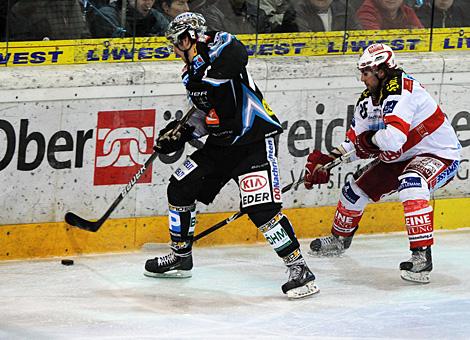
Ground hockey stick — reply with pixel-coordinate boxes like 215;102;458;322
193;149;355;241
65;107;197;232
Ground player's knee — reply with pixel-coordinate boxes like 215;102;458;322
248;209;279;227
167;178;197;206
339;180;370;211
398;172;430;203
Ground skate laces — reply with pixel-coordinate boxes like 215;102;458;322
157;252;177;266
322;235;342;249
411;250;426;265
403;249;429;271
322;235;336;245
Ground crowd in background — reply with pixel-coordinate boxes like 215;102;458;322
0;0;469;42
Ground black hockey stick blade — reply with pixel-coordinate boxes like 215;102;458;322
64;211;104;232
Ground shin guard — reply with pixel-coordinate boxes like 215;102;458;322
168;203;196;254
403;199;434;249
332;201;363;237
257;212;300;258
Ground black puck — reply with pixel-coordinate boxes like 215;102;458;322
61;259;74;266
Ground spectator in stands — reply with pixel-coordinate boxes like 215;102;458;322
0;1;8;41
349;0;366;11
203;0;272;34
282;0;361;32
155;0;190;20
9;0;91;41
249;0;290;31
81;0;109;8
356;0;424;29
189;0;217;13
89;0;169;38
415;0;470;28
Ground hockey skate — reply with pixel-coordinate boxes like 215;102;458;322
281;262;319;299
144;250;193;278
400;247;433;284
309;233;354;257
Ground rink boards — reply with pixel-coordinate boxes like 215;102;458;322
1;198;468;260
0;52;469;259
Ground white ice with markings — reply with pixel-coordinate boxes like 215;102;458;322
1;230;469;339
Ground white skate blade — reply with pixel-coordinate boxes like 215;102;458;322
400;270;430;284
144;269;192;278
286;281;320;299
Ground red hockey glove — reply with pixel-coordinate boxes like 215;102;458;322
304;150;335;189
354;131;380;159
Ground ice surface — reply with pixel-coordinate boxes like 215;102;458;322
1;230;469;339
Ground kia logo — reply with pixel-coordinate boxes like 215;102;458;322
241;175;267;192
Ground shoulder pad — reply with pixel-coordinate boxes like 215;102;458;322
356;89;371;105
380;74;403;101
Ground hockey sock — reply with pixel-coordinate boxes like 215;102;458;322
403;199;434;249
332;201;363;237
257;212;301;258
168;203;196;254
282;248;305;266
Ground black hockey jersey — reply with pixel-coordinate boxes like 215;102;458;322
183;31;283;146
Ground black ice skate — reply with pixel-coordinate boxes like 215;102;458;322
144;251;193;278
309;232;354;257
399;247;433;284
281;262;319;299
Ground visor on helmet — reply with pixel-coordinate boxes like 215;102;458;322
166;12;206;46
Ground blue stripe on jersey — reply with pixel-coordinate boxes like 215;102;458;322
403;72;417;81
201;77;230;87
232;83;281;144
368;121;385;131
182;72;189;87
208;32;233;62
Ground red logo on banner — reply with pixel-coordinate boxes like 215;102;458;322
94;109;156;186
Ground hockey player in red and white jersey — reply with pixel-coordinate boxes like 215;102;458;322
304;43;461;283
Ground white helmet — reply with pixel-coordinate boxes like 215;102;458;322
166;12;206;46
357;43;397;70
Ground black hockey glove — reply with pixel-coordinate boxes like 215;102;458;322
154;120;195;155
354;131;380;159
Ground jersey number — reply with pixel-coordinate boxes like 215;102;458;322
359;102;368;119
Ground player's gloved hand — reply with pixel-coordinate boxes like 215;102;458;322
154;120;195;155
354;131;380;159
304;150;335;189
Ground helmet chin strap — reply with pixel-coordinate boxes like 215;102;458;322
179;39;197;66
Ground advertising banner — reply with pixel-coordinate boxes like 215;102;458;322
0;54;469;226
1;28;470;67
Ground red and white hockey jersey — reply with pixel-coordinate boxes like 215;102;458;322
342;71;461;163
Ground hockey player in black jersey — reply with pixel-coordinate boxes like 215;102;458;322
144;12;318;299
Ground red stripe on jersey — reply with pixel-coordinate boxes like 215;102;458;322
402;106;445;153
346;128;356;142
403;78;413;93
384;114;410;136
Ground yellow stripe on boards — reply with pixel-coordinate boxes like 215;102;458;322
0;198;468;260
